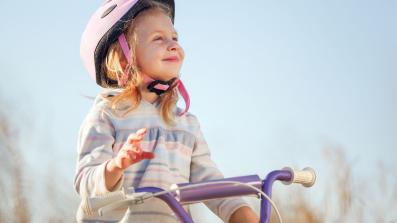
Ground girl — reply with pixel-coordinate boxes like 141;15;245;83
75;0;259;222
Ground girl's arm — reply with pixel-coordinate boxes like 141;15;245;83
189;116;257;223
74;105;118;197
105;159;124;191
75;99;154;196
104;128;154;191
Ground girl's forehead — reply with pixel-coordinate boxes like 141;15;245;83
140;25;177;36
135;11;176;36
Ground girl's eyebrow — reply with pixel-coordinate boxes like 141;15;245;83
151;29;178;36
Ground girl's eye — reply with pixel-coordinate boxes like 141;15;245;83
153;36;179;42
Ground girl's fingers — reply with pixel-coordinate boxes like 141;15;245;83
124;144;142;153
127;151;138;162
118;128;150;168
136;128;147;135
129;134;142;144
129;128;147;140
130;139;143;149
126;150;154;163
128;128;147;146
141;152;155;160
119;148;129;158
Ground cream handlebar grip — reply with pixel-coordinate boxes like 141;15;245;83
81;190;126;216
282;167;316;187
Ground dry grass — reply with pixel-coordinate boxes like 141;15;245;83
264;146;397;223
0;108;29;223
0;96;395;222
0;99;76;223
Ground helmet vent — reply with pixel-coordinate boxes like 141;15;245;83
101;4;117;18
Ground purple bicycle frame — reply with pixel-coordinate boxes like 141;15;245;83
136;170;292;223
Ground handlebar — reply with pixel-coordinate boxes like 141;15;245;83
282;167;316;187
81;167;317;223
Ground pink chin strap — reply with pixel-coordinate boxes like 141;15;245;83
117;34;190;116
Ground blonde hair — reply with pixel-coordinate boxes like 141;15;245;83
101;1;178;126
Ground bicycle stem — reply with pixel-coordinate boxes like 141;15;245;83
260;170;292;223
134;187;194;223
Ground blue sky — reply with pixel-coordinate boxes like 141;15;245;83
1;0;396;222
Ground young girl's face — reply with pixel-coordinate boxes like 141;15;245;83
134;9;184;82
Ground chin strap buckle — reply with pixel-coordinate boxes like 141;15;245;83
146;77;178;96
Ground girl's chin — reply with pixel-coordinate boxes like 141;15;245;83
146;73;179;81
158;70;180;79
163;74;179;81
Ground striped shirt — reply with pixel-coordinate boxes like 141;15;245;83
74;89;250;222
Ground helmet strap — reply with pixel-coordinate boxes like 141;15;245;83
117;34;131;87
146;77;178;96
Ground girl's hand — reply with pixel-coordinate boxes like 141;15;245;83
113;128;155;170
229;206;259;223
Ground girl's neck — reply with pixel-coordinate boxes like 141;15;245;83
140;86;159;104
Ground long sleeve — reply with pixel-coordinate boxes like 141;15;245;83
189;119;251;223
73;101;124;198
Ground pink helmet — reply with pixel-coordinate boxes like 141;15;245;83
80;0;190;115
80;0;174;87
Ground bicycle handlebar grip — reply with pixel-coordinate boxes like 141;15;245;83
282;167;316;187
81;189;126;216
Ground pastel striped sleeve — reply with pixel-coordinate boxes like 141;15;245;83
73;100;124;197
189;117;251;222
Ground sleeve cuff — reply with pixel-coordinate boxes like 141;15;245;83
219;198;252;223
97;160;124;195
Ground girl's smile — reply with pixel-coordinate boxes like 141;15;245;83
162;56;179;62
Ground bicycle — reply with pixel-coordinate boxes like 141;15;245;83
82;167;316;223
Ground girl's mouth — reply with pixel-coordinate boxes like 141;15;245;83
163;56;179;62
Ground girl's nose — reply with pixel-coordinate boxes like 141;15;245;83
167;40;181;51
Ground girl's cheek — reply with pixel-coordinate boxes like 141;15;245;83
179;47;185;59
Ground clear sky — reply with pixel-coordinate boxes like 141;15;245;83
0;0;396;222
